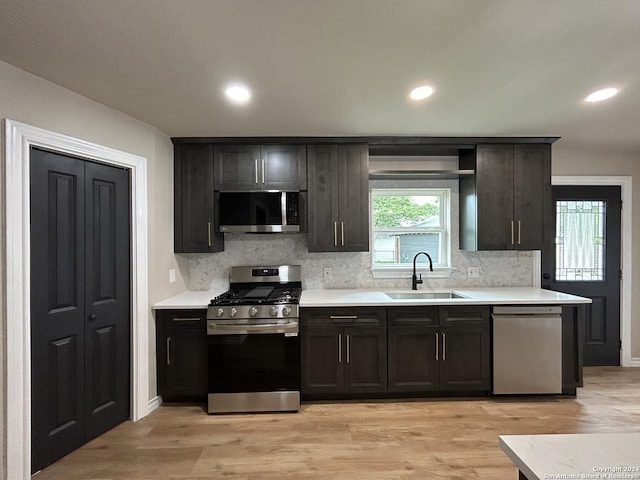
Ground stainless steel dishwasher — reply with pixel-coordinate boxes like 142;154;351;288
492;306;563;394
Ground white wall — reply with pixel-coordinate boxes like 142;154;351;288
0;60;187;475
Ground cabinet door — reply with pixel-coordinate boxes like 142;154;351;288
337;144;370;252
343;326;387;393
301;326;343;394
475;144;514;250
307;145;340;252
438;325;490;392
174;144;223;253
513;144;551;250
157;310;207;399
262;145;307;190
388;326;439;392
214;144;261;191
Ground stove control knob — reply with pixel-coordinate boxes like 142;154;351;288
230;307;238;317
249;306;258;317
216;308;224;318
269;306;279;317
282;306;292;317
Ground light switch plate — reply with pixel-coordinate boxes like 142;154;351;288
169;269;176;283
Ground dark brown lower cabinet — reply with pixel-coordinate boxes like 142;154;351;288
302;306;490;399
156;309;207;400
388;306;491;394
301;308;387;396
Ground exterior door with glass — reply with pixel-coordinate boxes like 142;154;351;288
542;186;621;366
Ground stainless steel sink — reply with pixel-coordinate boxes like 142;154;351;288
384;291;464;300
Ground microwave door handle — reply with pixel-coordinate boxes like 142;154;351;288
281;192;287;225
255;159;259;184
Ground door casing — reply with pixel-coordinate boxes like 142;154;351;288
3;119;150;480
545;176;634;367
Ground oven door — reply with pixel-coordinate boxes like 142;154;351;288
206;321;300;412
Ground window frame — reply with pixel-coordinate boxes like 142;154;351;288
370;188;452;278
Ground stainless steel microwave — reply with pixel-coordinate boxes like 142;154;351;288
218;192;301;233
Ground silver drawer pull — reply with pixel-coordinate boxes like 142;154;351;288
166;337;171;366
172;317;201;322
435;332;438;361
329;315;358;319
338;333;342;363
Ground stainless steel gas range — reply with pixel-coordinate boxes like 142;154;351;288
206;265;301;414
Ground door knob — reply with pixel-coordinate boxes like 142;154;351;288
89;313;96;320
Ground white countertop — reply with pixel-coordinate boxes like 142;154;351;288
152;287;590;309
300;287;590;307
499;433;640;479
152;290;224;309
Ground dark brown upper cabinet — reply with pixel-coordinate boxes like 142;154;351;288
307;144;369;252
214;144;306;191
174;143;224;253
459;144;552;251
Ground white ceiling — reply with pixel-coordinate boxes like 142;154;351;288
1;1;639;154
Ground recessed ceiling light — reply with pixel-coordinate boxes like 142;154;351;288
225;84;252;103
584;87;619;103
409;85;435;101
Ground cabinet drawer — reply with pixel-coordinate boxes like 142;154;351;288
301;307;386;327
439;306;489;325
387;306;438;326
164;309;206;328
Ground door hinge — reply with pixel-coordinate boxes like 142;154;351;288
619;269;623;281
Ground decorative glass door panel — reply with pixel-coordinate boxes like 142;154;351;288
555;200;605;282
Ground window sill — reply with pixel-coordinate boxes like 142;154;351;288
371;266;453;279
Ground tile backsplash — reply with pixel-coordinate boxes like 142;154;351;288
186;234;534;291
185;179;536;291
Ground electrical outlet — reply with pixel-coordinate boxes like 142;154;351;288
323;267;331;280
169;269;176;283
467;267;480;278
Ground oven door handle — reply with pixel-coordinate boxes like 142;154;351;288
207;323;299;335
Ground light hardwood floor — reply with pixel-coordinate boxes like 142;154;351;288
34;367;640;480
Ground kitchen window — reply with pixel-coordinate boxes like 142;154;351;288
371;188;451;277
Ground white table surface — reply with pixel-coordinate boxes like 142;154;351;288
499;433;640;480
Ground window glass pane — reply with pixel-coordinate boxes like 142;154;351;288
555;200;605;281
373;232;442;265
372;195;440;228
371;189;449;269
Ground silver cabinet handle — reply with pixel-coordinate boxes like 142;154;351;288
341;221;345;246
511;220;515;245
329;315;358;320
172;317;201;322
442;332;446;361
255;159;259;184
262;158;265;184
346;334;350;364
166;337;171;366
517;220;521;245
207;221;212;247
333;222;338;246
435;332;439;361
338;333;342;363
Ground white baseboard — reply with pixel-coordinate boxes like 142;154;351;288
146;395;162;415
623;358;640;368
